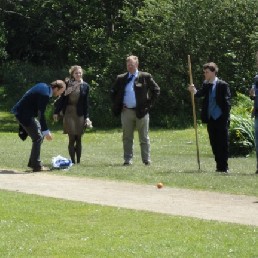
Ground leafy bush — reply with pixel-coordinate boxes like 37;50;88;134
1;61;67;110
229;93;255;157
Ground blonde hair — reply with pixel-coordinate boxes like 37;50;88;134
69;65;83;78
126;55;139;65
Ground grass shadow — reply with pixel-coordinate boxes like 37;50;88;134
0;170;25;174
181;169;207;174
234;173;257;177
79;162;126;168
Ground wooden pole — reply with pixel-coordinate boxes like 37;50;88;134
188;55;201;170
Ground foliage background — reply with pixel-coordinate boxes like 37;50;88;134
0;0;257;131
229;93;255;156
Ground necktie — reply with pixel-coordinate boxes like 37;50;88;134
205;83;213;91
208;84;221;119
127;74;134;84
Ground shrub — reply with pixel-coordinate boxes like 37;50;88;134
1;61;67;110
229;93;255;157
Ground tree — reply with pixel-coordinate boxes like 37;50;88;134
1;0;257;128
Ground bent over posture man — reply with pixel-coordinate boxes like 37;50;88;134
188;62;231;173
11;80;66;172
111;55;160;166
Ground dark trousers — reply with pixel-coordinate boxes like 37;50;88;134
21;118;43;169
207;116;229;171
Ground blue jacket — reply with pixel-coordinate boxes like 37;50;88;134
11;83;52;131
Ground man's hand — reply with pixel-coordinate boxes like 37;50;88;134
250;86;255;97
45;132;53;141
188;84;196;94
53;114;59;122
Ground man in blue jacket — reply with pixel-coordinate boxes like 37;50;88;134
11;80;66;172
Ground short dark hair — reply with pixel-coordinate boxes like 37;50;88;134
203;62;218;74
50;80;66;89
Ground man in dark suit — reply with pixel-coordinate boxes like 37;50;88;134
111;55;160;166
249;74;258;174
11;80;66;172
188;62;231;173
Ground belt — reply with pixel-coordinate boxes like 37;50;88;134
123;105;136;110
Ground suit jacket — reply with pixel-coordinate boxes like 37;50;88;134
195;79;231;123
54;82;90;119
11;83;51;131
250;81;258;117
111;71;160;119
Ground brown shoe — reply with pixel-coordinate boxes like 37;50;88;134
32;166;49;172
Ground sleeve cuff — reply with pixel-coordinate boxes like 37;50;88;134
42;130;50;136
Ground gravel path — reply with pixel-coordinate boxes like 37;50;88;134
1;170;258;226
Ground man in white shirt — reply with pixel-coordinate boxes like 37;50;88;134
111;55;160;166
188;62;231;173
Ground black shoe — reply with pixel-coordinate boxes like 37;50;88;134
255;170;258;174
32;166;49;172
144;161;151;166
123;161;132;166
216;169;229;174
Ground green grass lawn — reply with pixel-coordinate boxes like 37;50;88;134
0;111;258;257
1;125;258;197
0;190;257;257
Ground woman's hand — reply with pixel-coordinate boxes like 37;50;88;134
85;118;93;128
